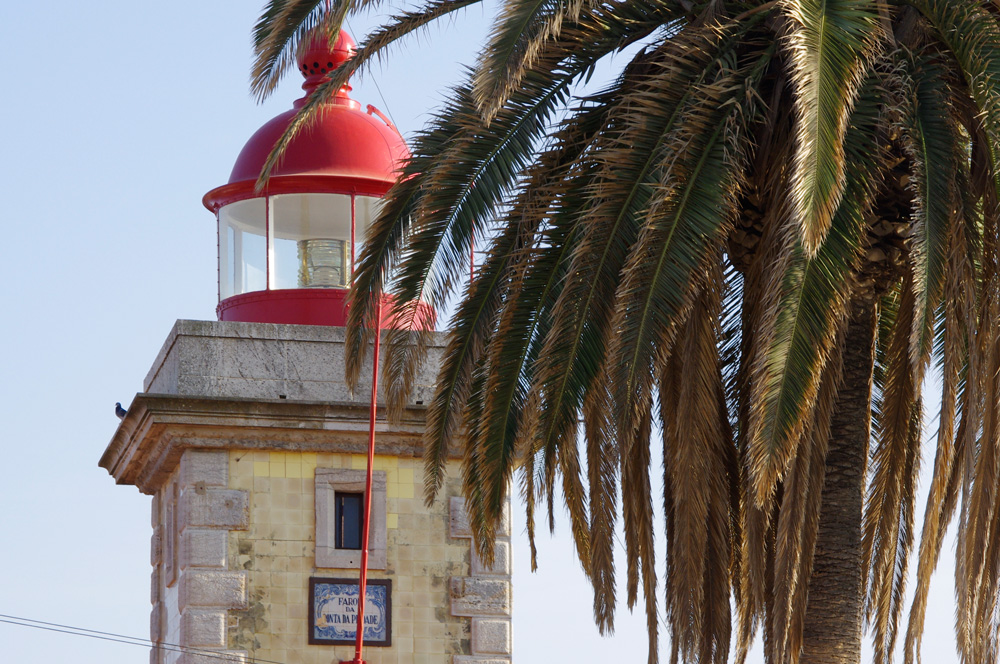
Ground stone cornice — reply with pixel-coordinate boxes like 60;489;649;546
100;393;448;494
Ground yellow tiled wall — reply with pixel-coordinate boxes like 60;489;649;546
227;451;471;664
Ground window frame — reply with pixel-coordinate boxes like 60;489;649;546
315;468;387;569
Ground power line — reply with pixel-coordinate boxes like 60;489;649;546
0;614;286;664
345;18;399;130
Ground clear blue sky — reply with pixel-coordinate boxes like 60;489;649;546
0;2;959;663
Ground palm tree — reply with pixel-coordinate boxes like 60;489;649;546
252;2;1000;664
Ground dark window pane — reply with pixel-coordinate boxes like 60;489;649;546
336;492;363;550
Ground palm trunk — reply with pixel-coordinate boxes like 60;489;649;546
800;301;876;664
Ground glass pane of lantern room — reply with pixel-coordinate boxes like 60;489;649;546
271;193;353;289
219;199;267;297
354;194;384;259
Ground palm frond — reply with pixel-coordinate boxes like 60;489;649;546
605;29;770;488
251;0;325;102
620;400;659;664
890;49;959;386
733;75;798;663
471;0;686;122
419;219;528;505
958;273;1000;664
913;0;1000;207
863;277;922;664
781;0;881;253
746;73;883;502
660;254;734;664
347;5;672;396
609;35;773;664
584;382;619;633
904;185;976;664
471;0;588;122
450;86;625;560
525;21;749;542
343;70;569;389
771;326;842;664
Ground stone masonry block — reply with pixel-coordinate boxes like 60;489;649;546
498;500;510;537
471;541;510;576
450;498;510;539
450;497;471;539
179;450;229;489
179;570;247;610
471;619;512;655
450;577;511;616
150;604;163;642
181;609;227;647
151;568;161;605
452;657;511;664
151;527;163;566
178;651;246;664
180;529;228;569
179;489;248;530
152;493;160;529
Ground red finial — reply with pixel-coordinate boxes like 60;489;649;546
298;30;357;97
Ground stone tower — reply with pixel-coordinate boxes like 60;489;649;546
99;29;512;664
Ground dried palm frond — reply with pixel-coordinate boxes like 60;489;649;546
660;253;735;664
904;186;976;664
863;277;922;664
583;381;619;633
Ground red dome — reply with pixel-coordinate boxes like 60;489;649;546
203;30;409;211
225;101;408;187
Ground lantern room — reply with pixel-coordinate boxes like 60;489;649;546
203;31;410;327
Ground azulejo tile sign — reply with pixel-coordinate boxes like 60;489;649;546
308;577;392;646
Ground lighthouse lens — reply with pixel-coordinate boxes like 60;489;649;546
297;239;349;287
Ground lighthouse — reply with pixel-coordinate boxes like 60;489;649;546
100;31;512;664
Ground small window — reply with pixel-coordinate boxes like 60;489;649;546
335;492;364;550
